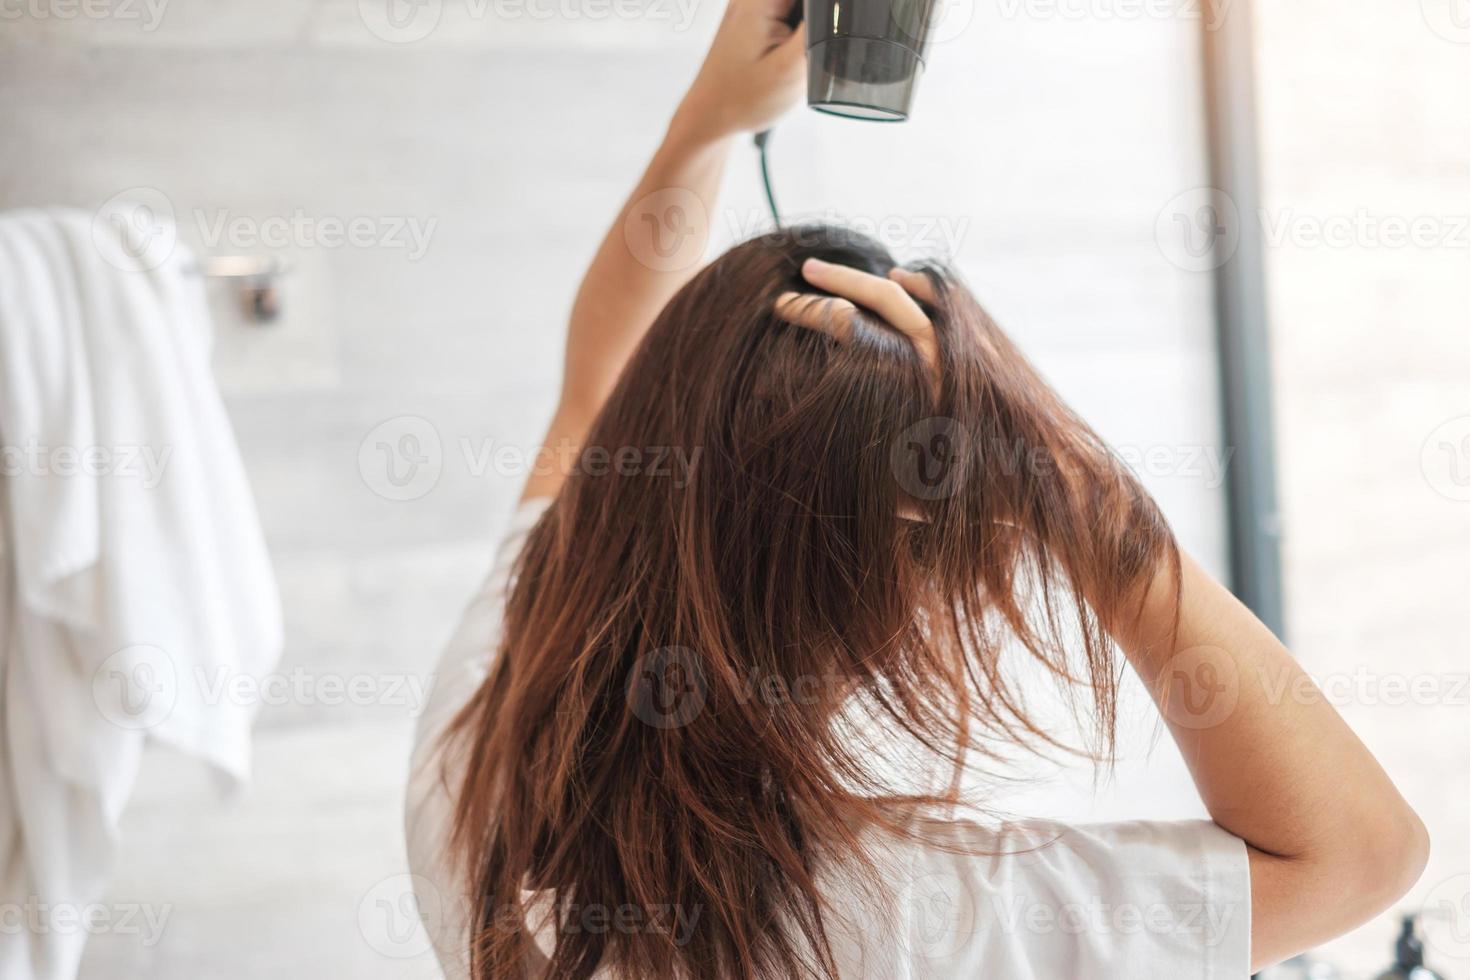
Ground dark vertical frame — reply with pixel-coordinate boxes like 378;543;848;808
1200;0;1287;638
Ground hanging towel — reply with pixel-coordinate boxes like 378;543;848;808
0;206;283;980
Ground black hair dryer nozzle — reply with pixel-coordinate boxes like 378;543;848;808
801;0;938;121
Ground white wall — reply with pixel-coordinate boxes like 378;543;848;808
1254;0;1470;975
0;1;1227;975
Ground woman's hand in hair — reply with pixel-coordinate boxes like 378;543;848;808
775;258;941;398
674;0;808;143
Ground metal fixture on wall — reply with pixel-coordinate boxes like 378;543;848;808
187;255;286;323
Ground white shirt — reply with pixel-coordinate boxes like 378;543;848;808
405;498;1252;979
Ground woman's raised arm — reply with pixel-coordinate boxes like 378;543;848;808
521;0;806;501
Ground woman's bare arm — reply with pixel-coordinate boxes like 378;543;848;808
1116;552;1429;971
521;0;806;501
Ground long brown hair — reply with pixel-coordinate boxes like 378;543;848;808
446;226;1178;979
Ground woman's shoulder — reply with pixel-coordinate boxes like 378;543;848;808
410;495;555;751
404;494;556;857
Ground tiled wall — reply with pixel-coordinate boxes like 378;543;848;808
1254;0;1470;975
0;1;1228;975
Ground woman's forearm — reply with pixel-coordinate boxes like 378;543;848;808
1116;551;1428;969
520;0;802;502
558;115;733;421
520;116;733;501
551;0;805;426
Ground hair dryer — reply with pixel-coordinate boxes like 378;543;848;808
756;0;938;225
792;0;938;121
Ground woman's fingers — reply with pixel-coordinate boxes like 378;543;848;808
799;258;939;382
774;259;942;399
800;258;930;335
887;266;938;305
761;0;799;22
769;20;806;68
774;291;857;341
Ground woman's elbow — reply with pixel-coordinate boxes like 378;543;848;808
1380;806;1430;897
1251;810;1430;974
1351;803;1430;910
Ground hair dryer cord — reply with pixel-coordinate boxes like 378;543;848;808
754;129;783;229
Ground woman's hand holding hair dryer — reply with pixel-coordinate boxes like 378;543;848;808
673;0;807;144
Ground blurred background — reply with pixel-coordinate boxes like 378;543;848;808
0;0;1466;976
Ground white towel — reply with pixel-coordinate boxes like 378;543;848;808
0;207;282;980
